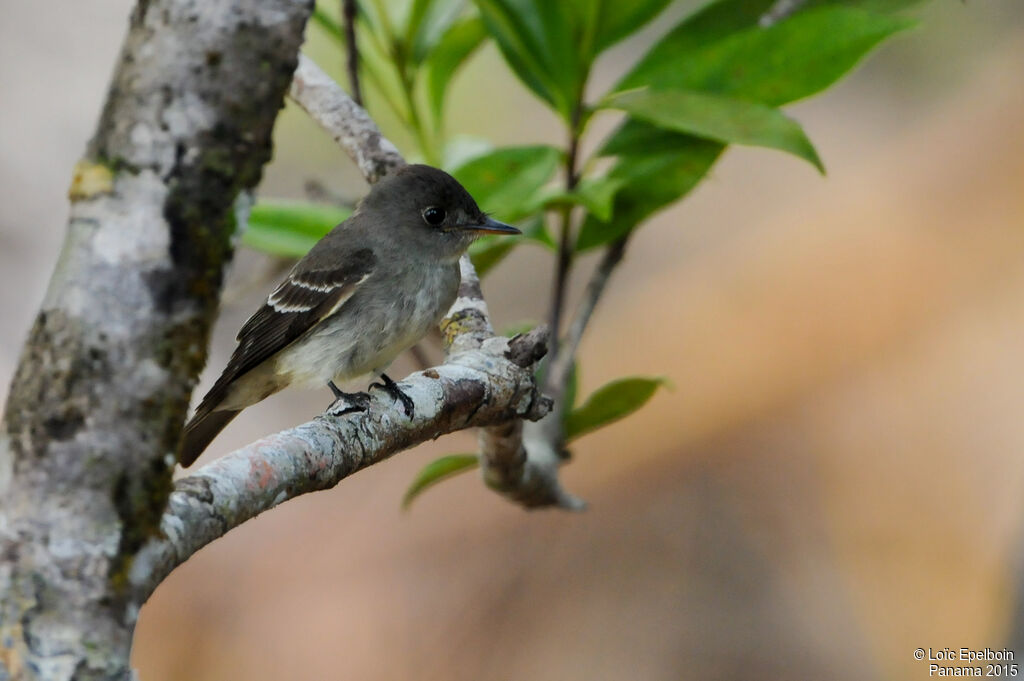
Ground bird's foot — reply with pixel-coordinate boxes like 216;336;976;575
369;373;415;417
326;380;370;416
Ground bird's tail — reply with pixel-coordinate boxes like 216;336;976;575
178;408;241;467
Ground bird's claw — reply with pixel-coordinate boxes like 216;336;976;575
326;381;370;416
369;373;415;418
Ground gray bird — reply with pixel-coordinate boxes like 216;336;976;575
178;164;519;466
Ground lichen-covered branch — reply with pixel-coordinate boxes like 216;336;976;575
129;329;549;602
289;54;403;183
0;1;314;679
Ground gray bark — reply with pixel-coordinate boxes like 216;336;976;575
0;1;314;679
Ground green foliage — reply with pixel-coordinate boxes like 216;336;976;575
472;0;674;120
601;88;824;172
244;200;351;257
565;377;668;442
251;0;926;504
615;5;912;100
577;1;913;250
313;0;487;162
423;16;487;124
473;0;585;122
581;0;675;55
294;0;913;257
450;145;560;272
576;135;723;251
402;454;480;509
450;144;561;222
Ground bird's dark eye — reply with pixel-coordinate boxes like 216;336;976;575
422;206;446;226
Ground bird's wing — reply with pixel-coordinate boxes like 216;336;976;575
197;246;376;412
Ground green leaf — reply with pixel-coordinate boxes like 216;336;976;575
539;175;626;222
577;136;723;251
422;16;488;125
521;212;556;249
806;0;929;13
589;0;674;54
617;4;913;104
565;377;667;442
243;200;351;258
469;236;518;276
472;0;583;120
402;454;479;510
407;0;467;63
603;88;823;172
450;144;561;222
579;1;911;251
442;136;494;169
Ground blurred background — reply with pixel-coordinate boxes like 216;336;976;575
3;1;1024;679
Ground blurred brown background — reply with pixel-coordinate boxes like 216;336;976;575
3;1;1024;679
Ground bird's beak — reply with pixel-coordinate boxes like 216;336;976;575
464;216;521;235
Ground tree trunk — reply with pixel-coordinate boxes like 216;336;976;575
0;1;313;678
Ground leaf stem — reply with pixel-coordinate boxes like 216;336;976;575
401;80;438;164
374;1;437;164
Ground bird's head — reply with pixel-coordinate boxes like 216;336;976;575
360;164;520;260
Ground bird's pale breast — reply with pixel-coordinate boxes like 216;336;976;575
272;260;459;388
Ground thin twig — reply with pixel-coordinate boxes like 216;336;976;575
546;107;583;375
303;178;353;207
342;0;363;105
546;236;628;404
289;54;403;183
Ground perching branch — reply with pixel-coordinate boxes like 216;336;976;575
129;329;549;602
